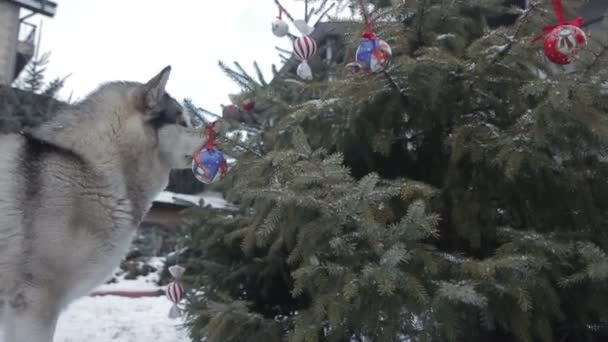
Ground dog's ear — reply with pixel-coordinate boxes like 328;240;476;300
140;65;171;111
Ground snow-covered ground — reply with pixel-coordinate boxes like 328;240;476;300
53;295;189;342
154;190;237;210
0;257;191;342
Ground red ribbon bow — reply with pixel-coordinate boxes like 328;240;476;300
358;0;377;39
533;0;584;42
361;21;377;39
206;122;215;150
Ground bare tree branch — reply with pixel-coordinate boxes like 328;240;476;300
274;0;297;25
313;0;329;15
275;46;293;55
489;5;535;65
313;2;336;27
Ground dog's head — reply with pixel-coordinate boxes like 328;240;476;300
128;66;204;169
133;65;185;129
29;65;205;171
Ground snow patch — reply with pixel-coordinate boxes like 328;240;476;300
436;33;455;40
52;296;189;342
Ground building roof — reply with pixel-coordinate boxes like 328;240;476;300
153;190;237;211
581;0;608;30
6;0;57;17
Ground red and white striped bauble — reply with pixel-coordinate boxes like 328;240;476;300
166;281;184;304
293;36;317;80
293;35;317;61
166;264;186;319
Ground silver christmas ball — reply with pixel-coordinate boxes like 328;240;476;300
272;19;289;37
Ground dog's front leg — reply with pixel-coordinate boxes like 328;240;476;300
3;288;60;342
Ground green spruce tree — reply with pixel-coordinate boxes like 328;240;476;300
0;51;67;132
179;0;608;341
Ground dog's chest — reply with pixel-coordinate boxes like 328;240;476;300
58;225;137;303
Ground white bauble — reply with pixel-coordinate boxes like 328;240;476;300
294;19;314;36
272;19;289;37
297;62;312;80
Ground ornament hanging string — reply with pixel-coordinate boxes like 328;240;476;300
277;5;283;19
358;0;377;39
273;0;297;25
552;0;565;23
193;122;216;168
188;109;265;159
532;0;584;42
206;122;227;176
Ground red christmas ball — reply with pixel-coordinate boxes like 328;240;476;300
543;24;587;65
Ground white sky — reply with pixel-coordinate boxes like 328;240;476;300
31;0;311;114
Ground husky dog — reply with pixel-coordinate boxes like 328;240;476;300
0;66;205;342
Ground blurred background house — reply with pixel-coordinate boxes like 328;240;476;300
0;0;57;85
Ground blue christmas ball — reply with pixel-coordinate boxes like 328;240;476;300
191;147;228;184
355;37;392;73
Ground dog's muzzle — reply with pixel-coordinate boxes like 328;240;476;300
157;94;188;128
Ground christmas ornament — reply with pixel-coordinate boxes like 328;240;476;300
297;62;313;80
191;123;228;184
294;19;314;36
293;35;317;80
240;98;256;112
166;264;185;318
543;24;587;65
534;0;587;65
272;19;289;37
272;6;289;37
353;34;392;73
346;0;392;73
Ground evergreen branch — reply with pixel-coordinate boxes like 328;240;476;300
219;135;265;158
186;102;264;140
272;64;280;77
489;5;534;65
41;73;71;98
356;0;371;27
414;2;428;49
198;107;223;119
218;60;254;91
275;46;293;55
233;61;259;88
382;69;408;103
253;61;268;87
583;43;608;77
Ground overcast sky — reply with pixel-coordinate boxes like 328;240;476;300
33;0;312;113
